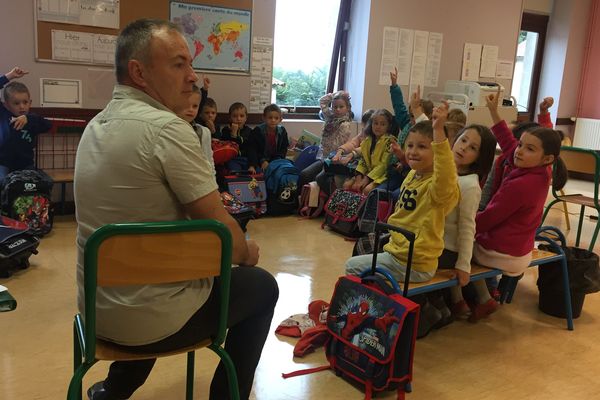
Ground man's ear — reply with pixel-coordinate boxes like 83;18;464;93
128;60;146;88
542;153;555;165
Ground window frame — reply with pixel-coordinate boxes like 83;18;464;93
515;12;549;121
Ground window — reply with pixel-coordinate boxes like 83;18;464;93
511;13;549;119
273;0;341;110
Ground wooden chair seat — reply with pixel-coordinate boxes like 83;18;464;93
95;338;211;361
45;168;74;183
556;194;596;208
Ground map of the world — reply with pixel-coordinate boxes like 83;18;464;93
171;2;251;73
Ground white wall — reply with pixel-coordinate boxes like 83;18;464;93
524;0;554;14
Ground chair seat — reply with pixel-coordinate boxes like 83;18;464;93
95;338;212;361
557;194;597;208
407;264;498;291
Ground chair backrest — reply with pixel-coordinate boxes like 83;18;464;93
559;146;600;176
81;219;233;361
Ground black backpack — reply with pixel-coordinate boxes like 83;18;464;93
1;169;54;236
0;216;40;278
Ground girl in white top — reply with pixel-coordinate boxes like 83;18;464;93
438;124;497;317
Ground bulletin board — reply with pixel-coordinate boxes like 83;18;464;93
34;0;252;66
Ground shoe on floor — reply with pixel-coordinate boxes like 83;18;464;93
417;301;443;338
87;381;112;400
450;300;470;317
468;299;499;323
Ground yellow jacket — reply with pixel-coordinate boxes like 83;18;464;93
356;134;394;184
383;140;459;273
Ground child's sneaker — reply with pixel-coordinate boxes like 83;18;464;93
468;299;499;323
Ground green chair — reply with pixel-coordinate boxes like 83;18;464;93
66;219;239;400
541;146;600;251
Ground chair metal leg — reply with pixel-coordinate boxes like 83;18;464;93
505;277;519;304
541;199;561;227
575;205;585;247
67;362;96;400
186;351;195;400
559;194;570;230
589;217;600;252
559;254;574;331
209;344;240;400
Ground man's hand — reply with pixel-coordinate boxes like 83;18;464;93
240;239;260;267
390;67;398;86
6;67;28;81
10;115;27;130
539;96;554;113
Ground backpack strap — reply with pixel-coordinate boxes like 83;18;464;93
281;365;330;379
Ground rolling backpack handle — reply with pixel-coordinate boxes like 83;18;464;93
371;222;415;297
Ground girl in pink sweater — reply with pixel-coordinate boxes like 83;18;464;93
469;89;567;321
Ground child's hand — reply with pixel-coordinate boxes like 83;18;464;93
432;101;449;138
202;76;210;91
539;97;554;113
409;85;423;117
248;166;256;174
206;120;216;135
10;115;27;130
6;67;28;81
261;160;269;170
390;67;398;86
485;86;502;124
340;154;353;165
230;123;239;137
390;141;404;158
453;269;470;287
331;149;343;162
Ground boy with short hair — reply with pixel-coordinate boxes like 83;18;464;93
220;102;258;172
198;97;219;137
1;68;52;180
253;104;289;171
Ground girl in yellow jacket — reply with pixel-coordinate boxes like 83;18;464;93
345;103;459;282
343;109;398;194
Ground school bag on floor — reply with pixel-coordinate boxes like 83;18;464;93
298;182;327;218
283;222;420;400
0;216;40;278
223;172;268;216
220;191;255;232
265;159;300;215
1;169;54;236
323;189;367;238
294;145;319;171
211;139;239;165
358;188;394;233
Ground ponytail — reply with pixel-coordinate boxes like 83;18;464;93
552;156;568;191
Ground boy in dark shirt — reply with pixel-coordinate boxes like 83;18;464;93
253;104;289;171
0;69;52;180
220;102;259;172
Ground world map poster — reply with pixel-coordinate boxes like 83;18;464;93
170;2;251;73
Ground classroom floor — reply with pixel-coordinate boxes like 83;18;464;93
2;179;600;400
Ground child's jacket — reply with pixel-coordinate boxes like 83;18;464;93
356;134;394;184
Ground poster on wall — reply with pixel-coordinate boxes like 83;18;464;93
170;2;252;74
36;0;120;29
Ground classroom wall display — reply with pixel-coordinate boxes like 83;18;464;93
170;2;252;74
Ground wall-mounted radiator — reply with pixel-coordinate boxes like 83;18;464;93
573;118;600;150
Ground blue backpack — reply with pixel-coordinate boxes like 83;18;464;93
294;145;319;171
265;159;300;215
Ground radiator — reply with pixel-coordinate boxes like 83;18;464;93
573;118;600;150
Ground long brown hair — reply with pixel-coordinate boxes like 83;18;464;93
528;127;567;190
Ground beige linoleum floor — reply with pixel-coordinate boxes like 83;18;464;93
2;179;600;400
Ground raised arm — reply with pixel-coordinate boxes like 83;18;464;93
389;67;410;129
486;87;517;155
431;101;458;205
537;96;554;128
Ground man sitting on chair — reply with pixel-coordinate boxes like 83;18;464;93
74;18;279;400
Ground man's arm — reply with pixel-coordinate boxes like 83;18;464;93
183;190;258;266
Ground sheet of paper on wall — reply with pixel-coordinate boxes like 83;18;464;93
409;30;428;95
495;60;514;79
480;45;499;78
250;37;274;113
36;0;80;24
92;34;117;65
52;29;93;63
79;0;120;29
395;29;414;86
461;43;482;81
424;32;443;87
379;27;399;85
40;78;83;108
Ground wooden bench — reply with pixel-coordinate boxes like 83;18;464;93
371;224;574;330
45;168;74;215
